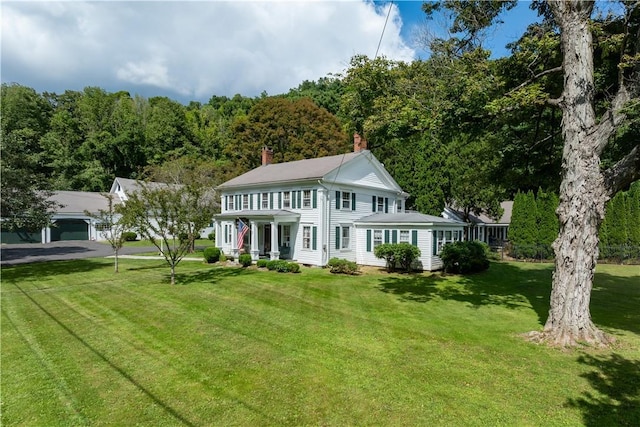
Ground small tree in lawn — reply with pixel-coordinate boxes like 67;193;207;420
121;181;217;285
86;193;127;273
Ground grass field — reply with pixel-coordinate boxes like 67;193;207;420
1;259;639;426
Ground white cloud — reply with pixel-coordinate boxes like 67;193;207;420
1;1;415;102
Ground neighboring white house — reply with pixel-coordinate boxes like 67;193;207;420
1;177;215;244
442;201;513;246
214;135;464;271
0;190;124;244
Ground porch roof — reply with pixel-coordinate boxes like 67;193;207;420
215;210;300;221
355;212;463;226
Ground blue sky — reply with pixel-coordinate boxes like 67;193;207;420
2;1;541;104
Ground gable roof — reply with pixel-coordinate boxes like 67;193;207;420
49;191;122;214
217;151;364;189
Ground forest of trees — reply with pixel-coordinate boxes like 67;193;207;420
1;1;637;231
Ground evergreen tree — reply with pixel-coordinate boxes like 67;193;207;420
509;190;538;258
536;189;559;259
626;182;640;249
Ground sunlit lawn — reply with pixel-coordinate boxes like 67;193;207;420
2;259;639;426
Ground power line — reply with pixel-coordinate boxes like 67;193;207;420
375;1;394;59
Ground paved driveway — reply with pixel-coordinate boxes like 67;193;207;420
0;241;158;266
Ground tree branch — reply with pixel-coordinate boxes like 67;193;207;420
593;85;631;155
506;66;563;96
603;144;640;197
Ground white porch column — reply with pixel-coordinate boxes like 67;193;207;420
250;221;259;260
232;221;239;258
270;221;280;260
214;221;221;248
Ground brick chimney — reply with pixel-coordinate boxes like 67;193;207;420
353;133;367;152
261;146;274;166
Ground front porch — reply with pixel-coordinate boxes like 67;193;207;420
214;210;300;261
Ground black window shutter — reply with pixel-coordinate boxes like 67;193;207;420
352;193;356;211
336;191;341;209
312;226;317;250
384;230;390;243
412;230;418;246
366;229;372;252
335;227;340;249
392;230;397;244
313;189;317;209
372;195;376;212
270;192;274;209
385;198;389;213
278;192;281;209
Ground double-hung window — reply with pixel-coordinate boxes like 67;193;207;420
283;191;291;208
377;197;384;213
242;194;249;210
399;230;410;243
373;229;383;248
342;192;351;210
302;226;311;249
341;227;350;249
228;196;235;211
261;192;269;209
303;190;311;208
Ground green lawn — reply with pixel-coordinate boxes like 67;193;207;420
2;260;639;426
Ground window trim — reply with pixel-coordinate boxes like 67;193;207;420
283;191;291;209
261;192;269;209
242;194;249;210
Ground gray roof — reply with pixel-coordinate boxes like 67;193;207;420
49;191;121;214
113;177;175;193
446;201;513;224
218;151;363;189
356;212;463;225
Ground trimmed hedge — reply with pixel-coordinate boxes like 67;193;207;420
266;260;300;273
440;241;490;274
256;259;269;268
203;247;221;263
327;258;359;275
239;254;252;267
122;231;137;241
374;243;421;272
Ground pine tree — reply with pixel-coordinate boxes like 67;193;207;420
536;189;559;259
509;191;538;258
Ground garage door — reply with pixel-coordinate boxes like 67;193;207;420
51;219;89;241
0;227;41;244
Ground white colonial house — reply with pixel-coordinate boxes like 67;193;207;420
214;135;464;271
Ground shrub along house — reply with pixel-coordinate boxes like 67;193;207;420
214;135;464;270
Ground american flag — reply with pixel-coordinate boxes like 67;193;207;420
237;219;249;250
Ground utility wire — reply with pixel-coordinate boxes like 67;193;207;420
375;1;394;59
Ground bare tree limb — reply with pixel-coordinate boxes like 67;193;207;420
603;144;640;197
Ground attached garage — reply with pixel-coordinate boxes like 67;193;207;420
51;219;89;241
0;227;41;244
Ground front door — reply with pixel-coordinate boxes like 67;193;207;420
264;224;271;255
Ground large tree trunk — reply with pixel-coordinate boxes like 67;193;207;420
540;0;613;347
